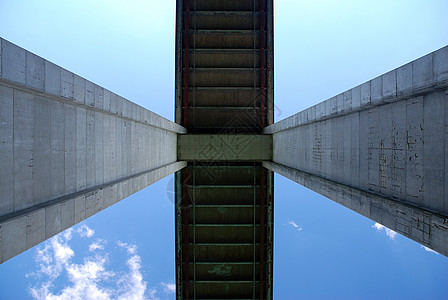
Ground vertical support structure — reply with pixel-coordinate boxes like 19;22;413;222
183;167;190;299
259;167;266;300
183;0;190;127
0;38;187;263
260;0;266;128
264;45;448;257
266;0;274;125
174;0;275;298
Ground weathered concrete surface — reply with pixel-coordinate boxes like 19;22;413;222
178;134;272;161
264;45;448;255
263;161;448;256
0;38;187;263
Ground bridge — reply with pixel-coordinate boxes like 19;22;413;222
0;1;448;299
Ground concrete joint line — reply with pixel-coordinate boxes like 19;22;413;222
0;161;185;224
0;79;185;134
264;80;448;134
262;161;448;220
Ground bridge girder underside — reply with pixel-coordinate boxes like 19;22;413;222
174;0;274;299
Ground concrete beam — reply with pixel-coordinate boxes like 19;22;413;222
178;134;272;161
265;45;448;256
263;161;448;257
0;38;187;263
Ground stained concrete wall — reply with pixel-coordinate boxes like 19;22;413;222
264;45;448;255
264;161;448;256
0;38;187;263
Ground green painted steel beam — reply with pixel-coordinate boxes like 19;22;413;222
178;134;272;161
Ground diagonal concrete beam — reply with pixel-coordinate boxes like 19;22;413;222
264;45;448;256
0;38;187;263
264;161;448;257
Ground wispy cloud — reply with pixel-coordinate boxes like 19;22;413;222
77;224;95;238
372;223;397;240
116;241;148;300
288;220;303;231
161;282;176;294
89;239;105;252
28;223;174;300
421;245;439;255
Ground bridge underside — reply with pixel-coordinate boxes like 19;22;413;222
174;0;274;299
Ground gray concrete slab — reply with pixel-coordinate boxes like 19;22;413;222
86;109;96;189
0;38;2;78
26;209;45;249
0;85;14;216
2;216;27;262
178;134;272;161
45;61;61;96
74;74;85;104
65;104;77;194
2;39;26;84
434;46;448;82
360;81;371;107
263;161;448;257
74;195;86;224
344;90;352;112
0;40;186;264
61;69;74;99
405;97;424;205
94;85;103;109
76;107;87;192
413;53;433;91
45;204;61;239
51;100;65;198
265;45;448;256
269;87;448;218
383;70;397;101
445;91;448;214
103;89;111;112
25;52;45;91
397;62;413;97
14;90;34;211
371;76;383;105
423;91;445;213
85;80;94;107
61;199;75;232
33;96;51;205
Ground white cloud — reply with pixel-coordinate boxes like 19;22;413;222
421;246;439;255
77;224;95;238
288;220;303;231
89;239;105;252
30;228;74;280
372;223;397;240
116;242;148;300
118;241;137;255
28;223;173;300
161;282;176;294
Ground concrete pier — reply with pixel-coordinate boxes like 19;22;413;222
264;45;448;256
0;39;186;263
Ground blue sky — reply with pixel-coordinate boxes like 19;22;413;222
1;0;448;299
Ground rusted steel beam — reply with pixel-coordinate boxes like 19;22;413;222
260;0;266;128
259;166;266;300
183;167;190;299
183;0;190;127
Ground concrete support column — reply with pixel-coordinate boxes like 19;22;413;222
264;45;448;256
0;39;187;263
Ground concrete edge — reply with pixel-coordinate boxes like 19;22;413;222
0;160;186;264
265;45;448;134
263;161;448;257
0;37;185;134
